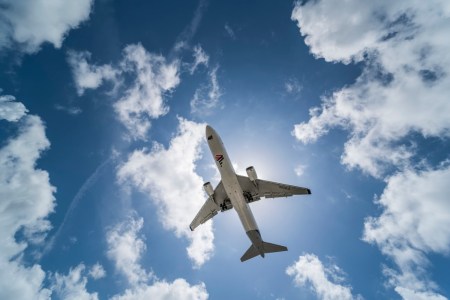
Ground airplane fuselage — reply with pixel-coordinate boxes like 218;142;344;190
206;126;265;256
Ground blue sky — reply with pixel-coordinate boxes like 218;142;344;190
1;0;450;299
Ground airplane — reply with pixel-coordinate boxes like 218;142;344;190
190;125;311;262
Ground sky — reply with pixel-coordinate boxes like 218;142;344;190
0;0;449;299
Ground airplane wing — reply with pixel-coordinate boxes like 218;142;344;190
189;181;232;231
236;175;311;203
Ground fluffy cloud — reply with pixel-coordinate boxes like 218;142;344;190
0;93;28;121
67;43;220;138
111;279;208;300
0;261;50;300
114;44;180;139
292;0;450;178
0;0;93;53
88;263;106;280
67;50;119;96
363;166;450;299
107;216;209;299
67;44;180;140
0;95;99;299
51;264;99;300
106;215;152;286
0;94;55;299
117;118;214;267
286;254;359;300
190;66;222;115
291;0;450;297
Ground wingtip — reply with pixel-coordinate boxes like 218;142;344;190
307;188;312;194
189;225;194;231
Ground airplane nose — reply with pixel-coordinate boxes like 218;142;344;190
205;125;213;136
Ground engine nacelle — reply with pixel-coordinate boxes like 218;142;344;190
203;182;214;197
246;166;258;183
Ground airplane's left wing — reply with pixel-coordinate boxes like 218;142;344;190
237;175;311;203
189;181;228;231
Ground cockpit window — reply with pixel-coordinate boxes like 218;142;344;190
208;135;213;140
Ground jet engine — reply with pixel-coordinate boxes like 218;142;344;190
203;182;214;197
246;166;258;183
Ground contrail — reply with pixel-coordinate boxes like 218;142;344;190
169;0;208;58
41;158;112;257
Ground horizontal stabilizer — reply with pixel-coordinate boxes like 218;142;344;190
240;241;288;262
241;245;260;262
263;241;288;254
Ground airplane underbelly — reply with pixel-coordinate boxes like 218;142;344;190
208;132;258;232
224;181;259;232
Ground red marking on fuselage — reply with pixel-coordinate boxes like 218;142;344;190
215;154;224;167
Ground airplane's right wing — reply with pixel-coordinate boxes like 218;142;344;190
189;181;232;231
189;197;219;231
237;175;311;203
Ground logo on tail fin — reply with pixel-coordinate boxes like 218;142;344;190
215;154;224;167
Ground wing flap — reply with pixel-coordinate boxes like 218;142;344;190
258;179;311;197
190;197;219;231
237;175;311;202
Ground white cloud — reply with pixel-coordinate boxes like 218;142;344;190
51;264;99;300
111;279;208;300
67;50;119;96
363;166;450;299
55;104;82;115
190;66;222;115
0;261;50;300
0;0;93;53
294;164;306;177
106;215;152;286
0;116;55;241
0;94;55;299
67;44;180;140
117;117;214;268
292;0;384;64
114;44;180;139
0;95;103;299
89;263;106;280
0;93;28;121
190;45;209;74
286;254;359;300
291;0;450;297
107;215;209;299
292;0;450;178
394;286;447;300
285;78;303;94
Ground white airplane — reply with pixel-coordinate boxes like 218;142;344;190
190;125;311;262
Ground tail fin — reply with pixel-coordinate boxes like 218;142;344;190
240;242;288;262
